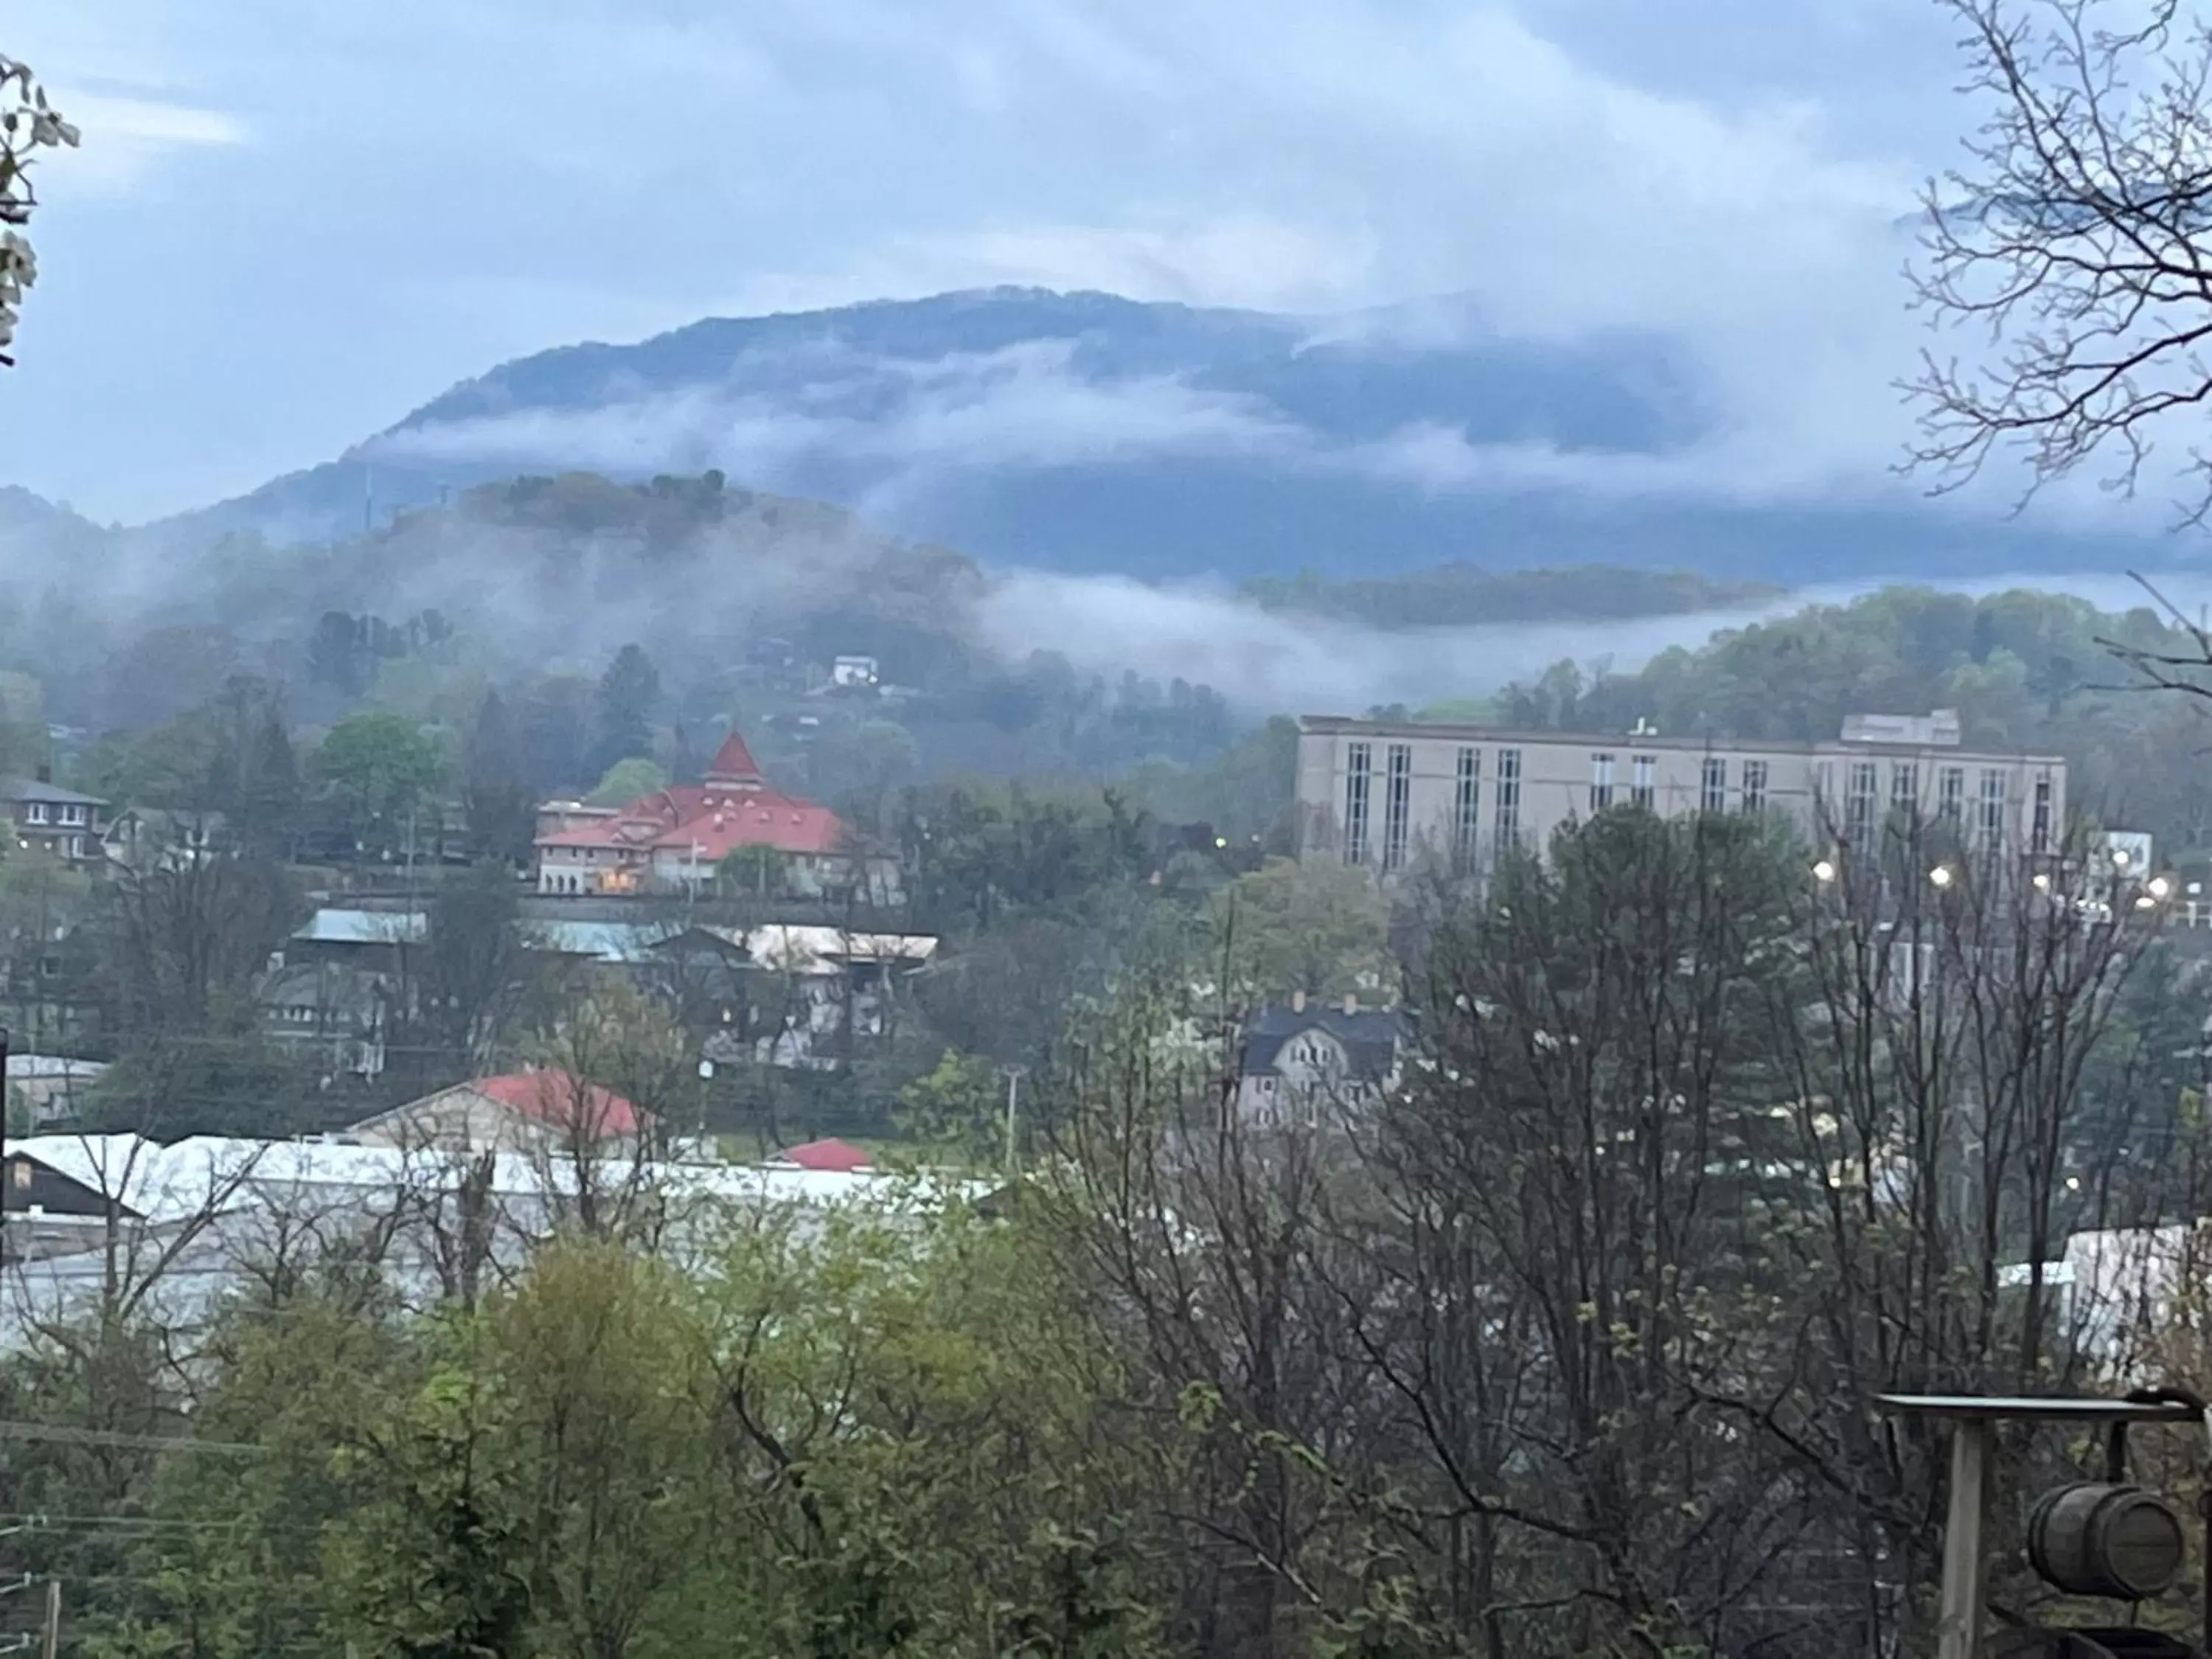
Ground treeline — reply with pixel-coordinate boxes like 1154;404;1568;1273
10;809;2209;1657
1491;584;2212;856
1244;562;1780;627
0;470;1248;790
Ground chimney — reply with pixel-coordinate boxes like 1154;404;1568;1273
1343;992;1359;1015
33;764;49;784
1290;989;1307;1014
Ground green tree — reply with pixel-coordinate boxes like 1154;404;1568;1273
895;1048;1006;1161
594;643;661;770
1211;856;1393;1002
400;860;529;1085
587;755;665;807
462;689;537;865
307;610;377;698
310;712;445;860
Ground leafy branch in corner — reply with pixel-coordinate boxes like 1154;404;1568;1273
0;53;78;367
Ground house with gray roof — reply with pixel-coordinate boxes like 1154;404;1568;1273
1237;995;1411;1128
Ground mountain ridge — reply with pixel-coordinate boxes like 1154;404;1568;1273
15;286;2196;585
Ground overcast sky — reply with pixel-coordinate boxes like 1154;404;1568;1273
4;0;1978;525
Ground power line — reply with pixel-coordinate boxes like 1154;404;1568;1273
0;1423;266;1457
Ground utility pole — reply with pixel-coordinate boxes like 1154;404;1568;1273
1002;1065;1025;1176
37;1579;54;1659
1;1024;11;1272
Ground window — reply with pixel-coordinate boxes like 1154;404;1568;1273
1494;748;1522;849
1343;742;1372;865
10;1161;27;1191
58;804;84;827
1891;762;1917;821
1740;759;1767;814
1382;743;1413;871
22;802;46;825
1978;768;2008;849
1590;752;1615;813
1938;766;1965;822
1701;756;1728;814
1846;761;1879;861
1453;748;1481;866
1630;754;1657;810
66;835;84;858
2032;771;2053;853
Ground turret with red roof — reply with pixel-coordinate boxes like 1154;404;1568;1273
533;728;858;896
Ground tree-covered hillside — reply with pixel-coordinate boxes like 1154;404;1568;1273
1492;585;2212;852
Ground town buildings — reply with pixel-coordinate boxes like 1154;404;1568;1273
340;1070;647;1155
1295;710;2068;877
532;731;898;901
0;1130;987;1340
0;772;105;861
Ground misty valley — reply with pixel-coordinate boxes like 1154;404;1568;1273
23;9;2212;1656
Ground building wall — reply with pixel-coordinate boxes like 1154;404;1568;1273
1295;718;2069;875
10;796;102;860
350;1096;555;1155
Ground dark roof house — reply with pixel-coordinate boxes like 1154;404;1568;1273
0;775;107;862
1240;1002;1408;1080
1237;999;1411;1128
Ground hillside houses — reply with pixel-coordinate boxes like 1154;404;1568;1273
257;902;939;1080
0;772;105;862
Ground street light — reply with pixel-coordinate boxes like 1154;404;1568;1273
1812;858;1837;884
1929;866;1955;889
2149;875;2174;900
2033;872;2053;893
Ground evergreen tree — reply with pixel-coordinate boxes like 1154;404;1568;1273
591;643;660;771
462;690;536;867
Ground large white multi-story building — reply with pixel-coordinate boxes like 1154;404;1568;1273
1295;710;2067;876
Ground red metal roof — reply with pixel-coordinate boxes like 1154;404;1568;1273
646;790;846;858
470;1071;643;1138
533;735;848;859
704;730;763;784
774;1136;874;1172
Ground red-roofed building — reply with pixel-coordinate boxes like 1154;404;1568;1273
535;732;898;902
771;1137;874;1173
344;1069;648;1154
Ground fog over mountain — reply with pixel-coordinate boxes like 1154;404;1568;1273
4;286;2208;729
111;287;2200;588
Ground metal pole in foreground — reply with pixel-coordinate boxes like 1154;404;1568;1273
0;1023;11;1270
1936;1417;1990;1659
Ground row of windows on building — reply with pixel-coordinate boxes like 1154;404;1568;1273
1344;741;1526;870
1340;745;2055;870
21;802;88;827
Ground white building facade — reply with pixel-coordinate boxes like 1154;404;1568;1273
1295;712;2068;877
